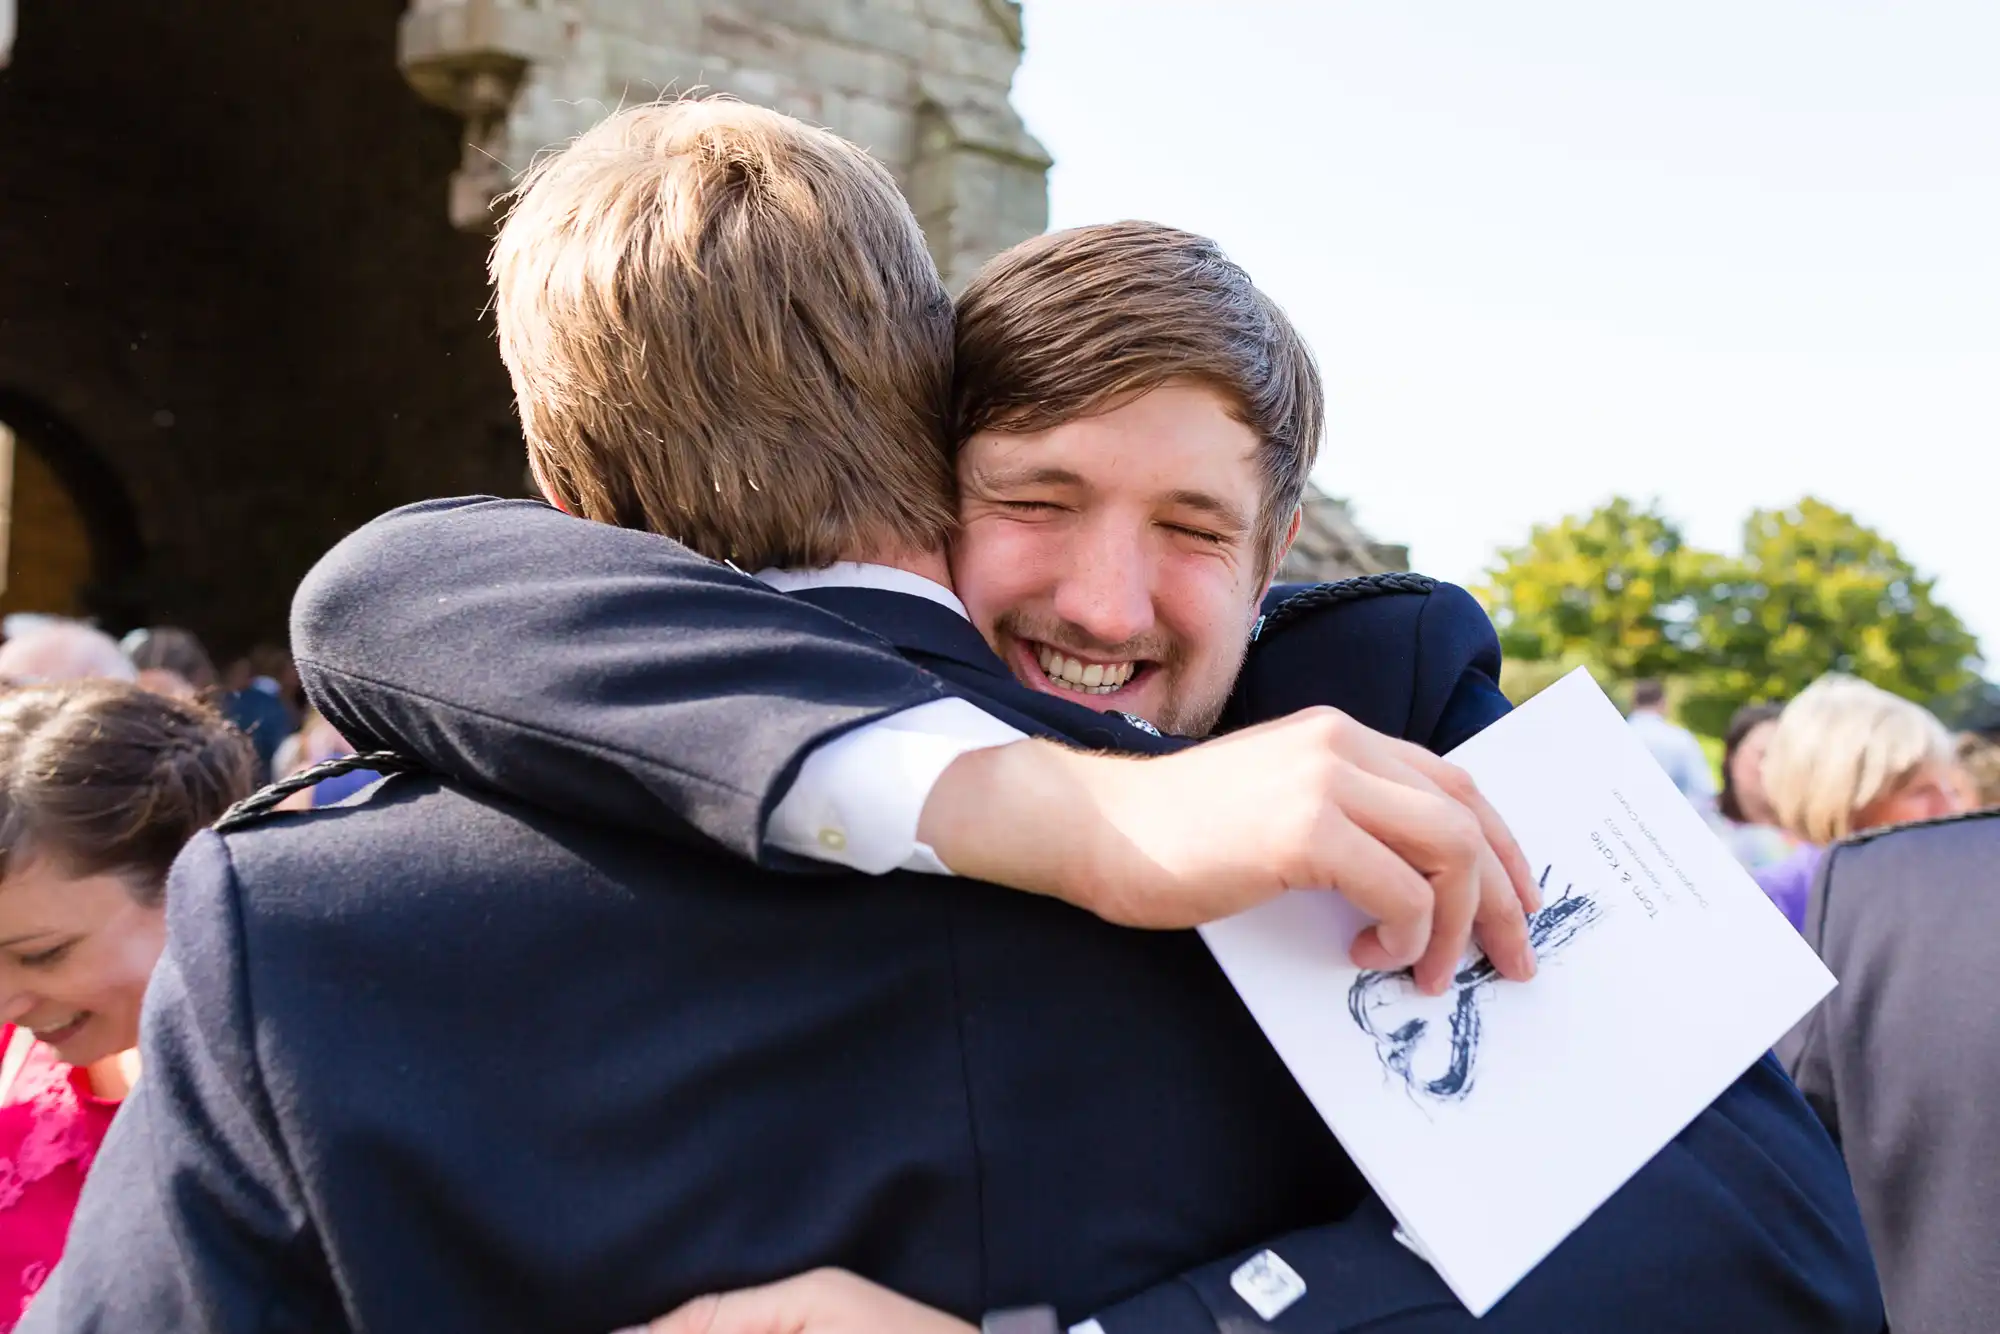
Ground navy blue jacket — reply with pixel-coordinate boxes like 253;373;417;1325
1234;574;1511;755
27;499;1881;1333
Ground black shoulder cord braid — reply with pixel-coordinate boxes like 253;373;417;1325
213;751;419;834
1255;571;1437;643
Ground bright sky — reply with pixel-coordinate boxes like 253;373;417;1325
1012;1;1999;660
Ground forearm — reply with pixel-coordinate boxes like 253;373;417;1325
912;738;1261;930
915;738;1119;914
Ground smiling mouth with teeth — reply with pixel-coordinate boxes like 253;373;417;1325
1034;643;1139;696
27;1012;88;1045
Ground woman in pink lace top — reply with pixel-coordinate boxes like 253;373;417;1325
0;681;254;1328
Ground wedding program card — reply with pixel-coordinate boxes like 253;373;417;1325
1197;668;1834;1316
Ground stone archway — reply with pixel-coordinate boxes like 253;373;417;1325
0;396;145;629
0;423;92;618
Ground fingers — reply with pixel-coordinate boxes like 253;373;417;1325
1400;758;1538;984
1319;768;1481;992
1336;739;1538;989
1308;818;1437;968
1322;758;1534;992
639;1292;726;1334
1468;841;1536;983
1158;707;1545;995
1413;755;1542;917
638;1270;977;1334
643;1280;809;1334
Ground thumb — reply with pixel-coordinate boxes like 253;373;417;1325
638;1287;804;1334
632;1292;723;1334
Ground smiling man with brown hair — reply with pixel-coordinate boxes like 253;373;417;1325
947;222;1322;735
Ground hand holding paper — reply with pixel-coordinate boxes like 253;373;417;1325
923;706;1541;991
1200;670;1835;1316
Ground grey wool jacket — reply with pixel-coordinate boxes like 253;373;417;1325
1783;807;2000;1334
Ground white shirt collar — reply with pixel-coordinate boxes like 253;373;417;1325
754;562;970;622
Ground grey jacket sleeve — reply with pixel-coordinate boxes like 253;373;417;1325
1779;850;1842;1147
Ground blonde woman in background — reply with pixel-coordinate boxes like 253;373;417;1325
1754;674;1968;929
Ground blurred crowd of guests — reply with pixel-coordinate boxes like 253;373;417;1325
1625;673;1998;927
0;615;379;805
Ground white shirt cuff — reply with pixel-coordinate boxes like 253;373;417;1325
765;697;1028;875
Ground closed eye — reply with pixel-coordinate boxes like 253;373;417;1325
17;941;74;969
1164;523;1227;544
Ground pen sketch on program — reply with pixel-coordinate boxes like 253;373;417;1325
1348;865;1605;1107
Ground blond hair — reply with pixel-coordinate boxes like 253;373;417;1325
491;98;957;568
1762;674;1956;844
953;222;1323;571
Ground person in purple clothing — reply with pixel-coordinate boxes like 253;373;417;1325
272;711;382;810
1755;674;1968;928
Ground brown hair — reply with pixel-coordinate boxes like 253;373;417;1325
0;681;256;903
952;221;1324;567
491;97;958;569
123;626;219;693
1718;701;1783;823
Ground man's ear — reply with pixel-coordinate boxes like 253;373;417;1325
1259;505;1304;596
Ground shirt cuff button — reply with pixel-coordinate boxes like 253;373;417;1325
818;827;848;852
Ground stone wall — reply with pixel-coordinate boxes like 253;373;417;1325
1278;487;1411;585
401;0;1050;290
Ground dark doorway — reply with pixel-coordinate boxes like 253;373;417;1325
0;0;522;657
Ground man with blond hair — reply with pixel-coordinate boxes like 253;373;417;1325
34;100;1879;1334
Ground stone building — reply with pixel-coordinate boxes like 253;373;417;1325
0;0;1390;655
1279;487;1409;584
0;0;1046;654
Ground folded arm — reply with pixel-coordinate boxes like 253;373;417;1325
291;497;953;869
295;508;1535;980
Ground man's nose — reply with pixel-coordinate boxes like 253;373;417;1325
1052;525;1155;648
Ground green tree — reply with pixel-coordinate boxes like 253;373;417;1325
1477;497;1709;681
1678;498;1982;734
1480;495;1984;735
